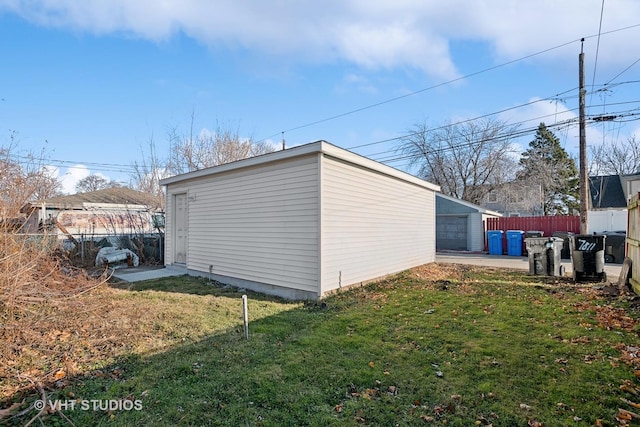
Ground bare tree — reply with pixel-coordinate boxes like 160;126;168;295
167;116;275;175
131;134;168;209
589;136;640;176
0;147;30;220
400;118;519;204
0;136;62;219
131;115;275;208
29;169;62;201
75;174;120;193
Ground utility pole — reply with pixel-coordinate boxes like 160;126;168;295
578;38;589;234
282;132;286;150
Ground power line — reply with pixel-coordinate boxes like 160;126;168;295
255;23;640;145
346;86;580;150
370;118;579;163
9;154;137;174
358;102;640;165
346;82;640;157
606;59;640;85
257;36;581;143
588;0;606;111
369;111;640;168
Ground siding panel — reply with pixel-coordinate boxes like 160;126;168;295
321;156;436;293
166;155;320;293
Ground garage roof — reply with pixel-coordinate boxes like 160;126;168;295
160;140;441;192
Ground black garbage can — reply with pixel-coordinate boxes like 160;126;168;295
569;234;607;282
603;233;626;264
525;237;564;276
552;231;575;260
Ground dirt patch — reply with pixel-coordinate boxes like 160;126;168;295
410;263;467;282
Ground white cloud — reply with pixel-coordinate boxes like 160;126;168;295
338;73;378;94
41;164;59;179
57;164;90;194
3;0;639;81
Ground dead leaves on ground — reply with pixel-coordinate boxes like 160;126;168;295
569;291;640;426
575;302;639;332
336;376;402;424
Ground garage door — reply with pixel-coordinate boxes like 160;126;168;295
437;216;468;250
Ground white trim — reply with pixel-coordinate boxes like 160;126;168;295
160;140;440;192
317;153;324;297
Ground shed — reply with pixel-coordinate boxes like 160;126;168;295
160;140;440;299
436;193;502;252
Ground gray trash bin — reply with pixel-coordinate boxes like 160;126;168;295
569;234;607;282
525;237;565;276
524;231;544;256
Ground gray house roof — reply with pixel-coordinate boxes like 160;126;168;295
32;187;162;211
589;175;627;209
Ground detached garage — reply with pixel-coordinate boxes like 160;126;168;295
160;140;440;299
436;193;502;252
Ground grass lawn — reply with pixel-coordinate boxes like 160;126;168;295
2;263;640;426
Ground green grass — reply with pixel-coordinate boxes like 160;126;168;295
4;266;640;426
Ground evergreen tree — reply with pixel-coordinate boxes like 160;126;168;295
517;123;579;215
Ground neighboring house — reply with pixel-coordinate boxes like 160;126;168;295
588;173;640;233
160;140;440;300
474;181;543;217
22;187;164;237
436;193;502;252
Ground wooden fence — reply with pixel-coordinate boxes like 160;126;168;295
628;193;639;293
485;215;581;253
486;216;581;236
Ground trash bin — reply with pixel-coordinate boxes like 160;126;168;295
525;237;565;276
552;231;575;260
569;234;607;282
603;233;626;264
524;231;544;256
487;230;504;255
506;230;525;256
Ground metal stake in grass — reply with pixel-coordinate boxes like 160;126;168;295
242;295;249;339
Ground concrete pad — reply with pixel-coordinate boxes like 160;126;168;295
112;266;186;283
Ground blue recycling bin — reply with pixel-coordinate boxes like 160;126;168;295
506;230;525;256
487;230;504;255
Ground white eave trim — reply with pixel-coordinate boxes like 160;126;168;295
159;140;440;192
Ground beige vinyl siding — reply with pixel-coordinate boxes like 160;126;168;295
167;155;320;293
321;155;436;293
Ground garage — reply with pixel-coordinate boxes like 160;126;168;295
436;193;502;252
160;140;440;299
437;215;468;250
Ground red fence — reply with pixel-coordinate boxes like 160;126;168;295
485;216;581;252
486;216;580;236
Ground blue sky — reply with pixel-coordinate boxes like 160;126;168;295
1;0;639;193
